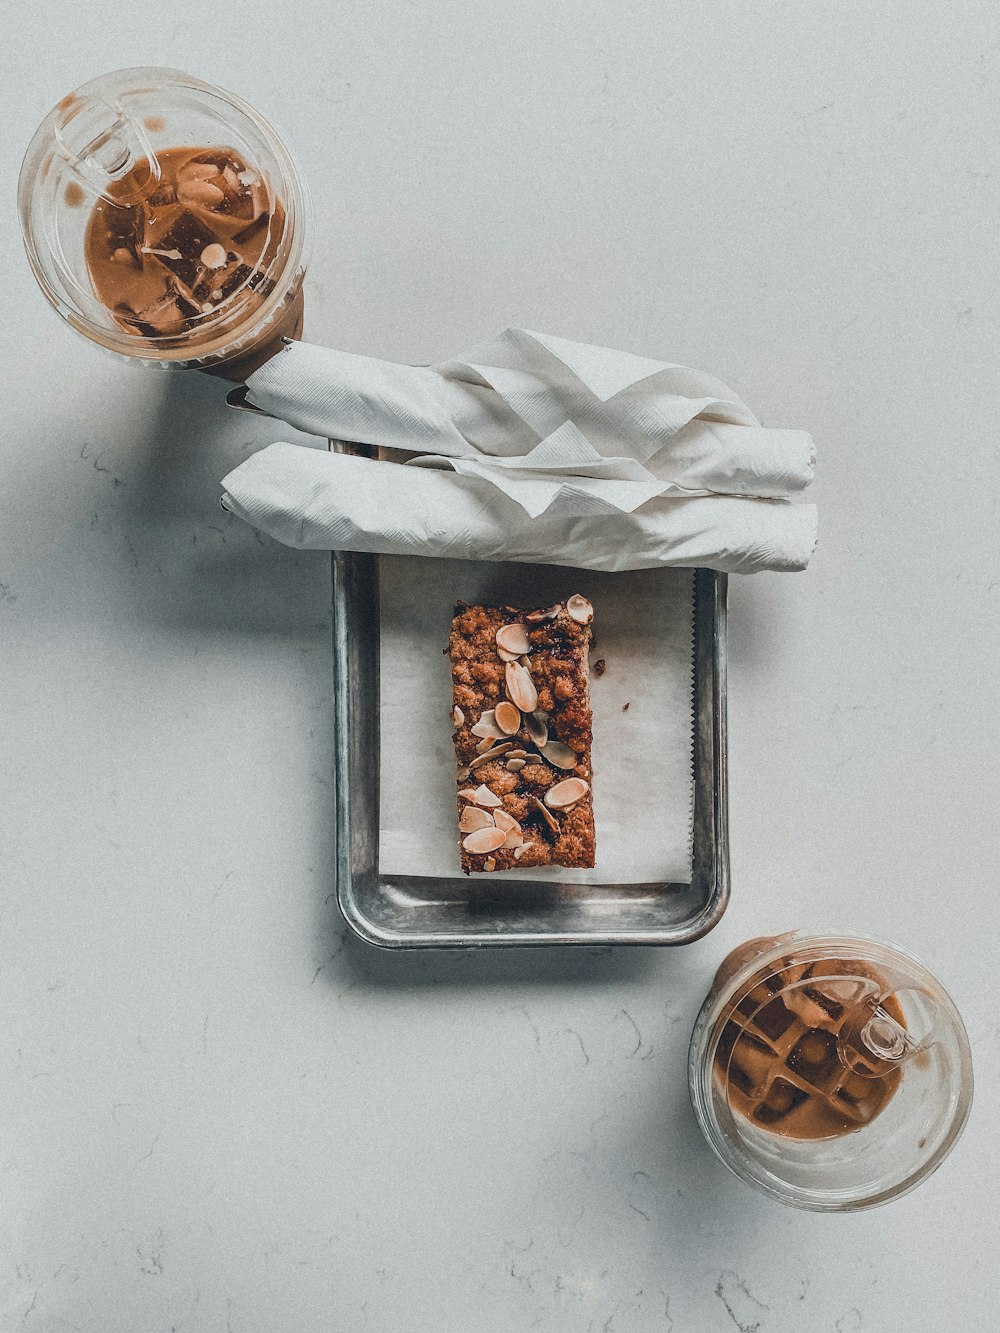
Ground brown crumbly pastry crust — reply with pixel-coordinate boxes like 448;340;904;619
449;597;596;873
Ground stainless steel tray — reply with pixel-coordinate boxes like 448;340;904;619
331;452;729;948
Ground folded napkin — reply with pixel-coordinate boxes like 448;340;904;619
222;443;815;574
220;329;817;573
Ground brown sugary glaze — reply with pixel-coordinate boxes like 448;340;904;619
449;598;595;873
84;145;286;351
714;953;905;1141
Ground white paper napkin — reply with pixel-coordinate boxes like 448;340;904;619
222;443;816;574
220;329;817;573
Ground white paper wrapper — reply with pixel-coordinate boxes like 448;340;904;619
221;443;817;574
242;330;816;519
378;557;696;884
223;328;816;573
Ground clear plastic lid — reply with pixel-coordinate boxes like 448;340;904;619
18;67;309;369
689;933;973;1210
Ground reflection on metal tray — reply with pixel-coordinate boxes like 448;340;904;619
331;442;729;948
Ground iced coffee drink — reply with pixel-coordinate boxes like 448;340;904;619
19;68;309;374
689;933;973;1210
84;145;286;344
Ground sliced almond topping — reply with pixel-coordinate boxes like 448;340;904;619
534;709;550;721
544;777;590;810
183;161;221;183
471;783;503;808
452;705;465;727
483;857;497;872
463;827;507;854
519;655;532;670
183;179;226;208
566;594;593;624
505;748;529;759
494;700;521;734
458;788;479;803
525;604;562;622
457;765;470;781
525;713;548;747
200;242;228;269
471;710;505;740
475;736;498;754
497;648;521;663
492;809;521;835
469;742;513;770
531;797;560;833
496;623;531;655
502;830;524;849
506;758;527;771
539;741;577;770
459;806;494;833
513;842;533;860
505;660;538;713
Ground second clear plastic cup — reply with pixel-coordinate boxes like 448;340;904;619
688;932;973;1210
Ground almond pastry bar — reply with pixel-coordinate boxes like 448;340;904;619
449;595;596;873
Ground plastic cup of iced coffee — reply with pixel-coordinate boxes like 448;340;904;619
18;67;309;377
688;932;973;1210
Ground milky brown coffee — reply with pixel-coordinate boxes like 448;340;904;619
712;948;905;1141
83;145;288;354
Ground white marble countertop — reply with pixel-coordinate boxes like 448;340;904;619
3;4;998;1329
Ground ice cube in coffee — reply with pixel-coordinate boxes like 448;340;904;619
84;146;285;344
